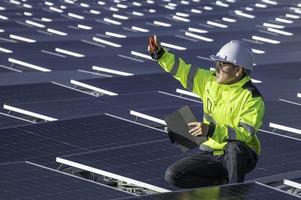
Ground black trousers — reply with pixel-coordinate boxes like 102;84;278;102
165;141;258;188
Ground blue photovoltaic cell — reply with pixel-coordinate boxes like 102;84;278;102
247;131;301;180
0;82;88;104
0;115;29;129
8;97;105;120
0;128;83;166
0;70;103;87
80;73;183;95
21;114;168;151
8;91;202;120
256;78;301;101
0;162;132;200
100;91;202;115
261;100;301;131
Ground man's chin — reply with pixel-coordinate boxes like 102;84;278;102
216;78;223;84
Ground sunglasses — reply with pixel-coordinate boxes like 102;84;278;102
215;61;237;73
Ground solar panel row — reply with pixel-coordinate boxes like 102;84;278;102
0;0;300;199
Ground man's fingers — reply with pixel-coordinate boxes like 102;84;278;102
191;129;202;136
148;36;155;47
189;126;199;134
154;35;157;45
188;122;200;127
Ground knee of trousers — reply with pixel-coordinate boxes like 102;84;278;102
164;166;183;185
225;141;246;155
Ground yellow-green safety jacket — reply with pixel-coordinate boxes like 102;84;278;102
158;49;265;156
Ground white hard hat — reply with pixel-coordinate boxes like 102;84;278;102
210;40;254;71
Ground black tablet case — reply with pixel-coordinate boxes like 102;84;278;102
164;105;207;151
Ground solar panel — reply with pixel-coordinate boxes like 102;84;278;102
0;127;83;166
1;97;104;120
0;82;88;104
247;131;301;180
0;162;132;200
123;182;300;200
262;100;301;133
79;73;182;95
21;114;167;151
6;91;201;120
0;114;29;129
0;70;103;86
57;140;187;190
57;130;301;190
1;0;301;198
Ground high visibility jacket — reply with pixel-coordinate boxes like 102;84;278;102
158;49;265;156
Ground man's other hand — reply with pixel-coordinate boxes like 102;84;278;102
148;35;164;60
188;122;209;136
148;35;159;54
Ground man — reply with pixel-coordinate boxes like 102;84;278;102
148;36;265;188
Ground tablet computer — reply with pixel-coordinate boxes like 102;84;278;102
164;105;207;151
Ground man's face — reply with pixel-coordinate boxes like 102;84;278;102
215;62;240;84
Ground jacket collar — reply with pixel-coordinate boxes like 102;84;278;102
218;75;251;90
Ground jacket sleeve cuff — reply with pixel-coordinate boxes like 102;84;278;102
150;47;165;60
156;47;165;60
206;123;215;138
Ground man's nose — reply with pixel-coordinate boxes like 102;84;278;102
215;65;220;73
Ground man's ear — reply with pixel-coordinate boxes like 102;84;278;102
236;67;243;77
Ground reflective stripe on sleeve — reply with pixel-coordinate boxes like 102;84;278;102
169;56;179;76
187;66;198;91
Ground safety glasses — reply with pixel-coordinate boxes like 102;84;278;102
215;61;237;73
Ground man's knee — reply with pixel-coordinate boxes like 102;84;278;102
164;165;182;185
225;141;246;155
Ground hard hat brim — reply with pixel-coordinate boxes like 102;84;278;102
209;55;229;63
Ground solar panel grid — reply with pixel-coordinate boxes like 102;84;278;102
0;0;301;198
80;73;182;94
0;162;132;200
20;114;167;151
247;132;301;179
60;140;190;189
0;82;88;104
5;90;201;120
3;96;105;119
0;128;83;165
0;114;29;128
57;129;301;190
1;0;298;74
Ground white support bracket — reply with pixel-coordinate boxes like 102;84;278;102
176;88;200;98
3;104;58;122
284;179;301;190
269;122;301;135
56;157;171;193
8;58;51;72
130;110;166;125
70;79;118;96
92;66;134;76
